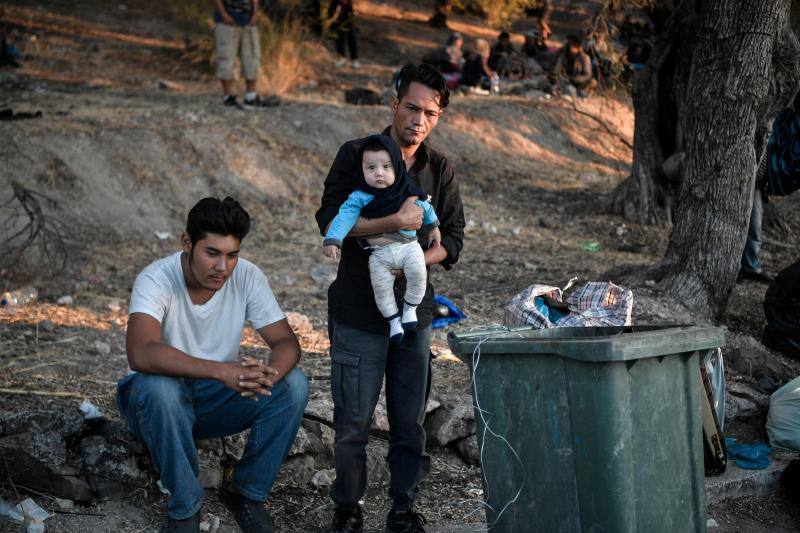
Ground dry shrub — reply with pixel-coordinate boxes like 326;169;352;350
257;15;317;97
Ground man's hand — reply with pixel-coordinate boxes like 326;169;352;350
395;197;423;231
428;227;442;248
216;360;273;400
323;244;340;261
249;10;259;26
220;10;235;25
236;356;279;399
391;269;404;279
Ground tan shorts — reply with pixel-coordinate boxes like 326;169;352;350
214;23;260;81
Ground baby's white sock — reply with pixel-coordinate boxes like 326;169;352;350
389;315;404;342
402;302;418;328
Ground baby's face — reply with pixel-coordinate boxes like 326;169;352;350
361;149;396;189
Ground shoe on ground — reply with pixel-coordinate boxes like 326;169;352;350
221;489;273;533
243;95;282;109
385;507;427;533
335;57;347;68
351;59;360;69
161;510;200;533
737;269;773;284
223;95;244;110
326;504;364;533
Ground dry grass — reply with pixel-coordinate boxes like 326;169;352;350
257;15;319;97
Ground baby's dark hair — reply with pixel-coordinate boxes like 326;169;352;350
395;63;450;109
186;196;251;245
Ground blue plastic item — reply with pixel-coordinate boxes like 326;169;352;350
432;294;465;329
725;437;771;469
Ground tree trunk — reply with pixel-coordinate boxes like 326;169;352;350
611;3;694;225
658;0;799;318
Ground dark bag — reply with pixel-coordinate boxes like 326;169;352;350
765;109;800;196
763;258;800;360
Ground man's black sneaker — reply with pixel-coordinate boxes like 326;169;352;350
223;95;244;110
325;504;364;533
737;269;774;284
221;489;273;533
160;511;200;533
385;507;426;533
243;95;281;109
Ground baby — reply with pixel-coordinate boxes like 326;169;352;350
323;134;441;342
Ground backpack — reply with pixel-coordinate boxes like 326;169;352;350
765;109;800;196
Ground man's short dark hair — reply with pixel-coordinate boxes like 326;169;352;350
186;196;251;245
395;63;450;109
499;31;510;41
566;34;582;47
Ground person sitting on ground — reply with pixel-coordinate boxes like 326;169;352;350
489;31;525;79
460;38;495;92
523;28;557;76
330;0;359;69
422;32;464;89
323;135;441;342
117;196;309;533
554;34;597;97
212;0;271;109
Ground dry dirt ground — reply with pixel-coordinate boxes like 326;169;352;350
2;0;800;531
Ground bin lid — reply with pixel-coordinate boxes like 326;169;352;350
447;325;726;363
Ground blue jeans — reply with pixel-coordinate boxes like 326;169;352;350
741;189;763;274
116;368;308;519
328;319;432;509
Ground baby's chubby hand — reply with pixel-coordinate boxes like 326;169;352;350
323;244;340;261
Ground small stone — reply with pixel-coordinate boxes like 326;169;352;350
310;468;336;489
57;295;73;306
644;280;656;287
94;340;111;355
293;120;302;128
615;226;625;237
54;497;74;510
512;226;521;236
38;320;56;332
74;280;89;292
707;518;719;528
106;300;122;313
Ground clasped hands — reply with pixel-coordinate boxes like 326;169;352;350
220;356;279;401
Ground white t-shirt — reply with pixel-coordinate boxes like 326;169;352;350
128;251;284;363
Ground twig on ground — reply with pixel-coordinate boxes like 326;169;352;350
569;101;633;150
0;387;86;398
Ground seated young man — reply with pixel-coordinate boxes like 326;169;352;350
116;196;308;533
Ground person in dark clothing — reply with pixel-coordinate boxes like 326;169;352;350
488;31;524;79
554;34;596;96
329;0;359;68
460;38;495;91
763;257;800;360
316;63;465;533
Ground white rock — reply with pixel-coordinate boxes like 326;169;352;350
94;340;111;355
707;518;719;528
57;295;73;306
54;498;73;510
107;300;122;313
311;468;336;489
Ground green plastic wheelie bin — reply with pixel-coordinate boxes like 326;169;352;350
447;325;726;533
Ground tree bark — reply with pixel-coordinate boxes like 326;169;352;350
658;0;799;318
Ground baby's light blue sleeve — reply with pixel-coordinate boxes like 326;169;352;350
416;199;440;228
323;191;374;246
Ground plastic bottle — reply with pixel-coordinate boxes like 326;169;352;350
1;286;38;307
490;74;500;95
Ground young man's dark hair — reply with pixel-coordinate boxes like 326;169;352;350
498;30;510;41
566;34;582;47
395;63;450;109
186;196;251;244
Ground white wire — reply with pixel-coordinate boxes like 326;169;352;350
462;326;527;529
